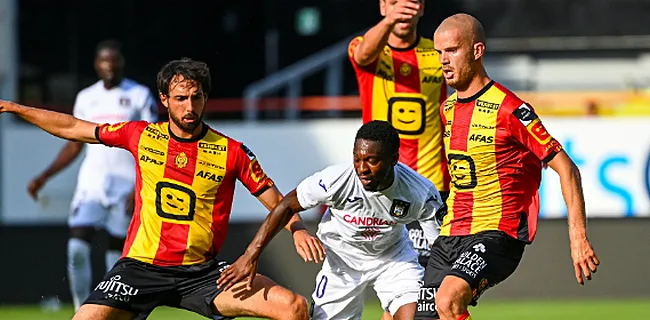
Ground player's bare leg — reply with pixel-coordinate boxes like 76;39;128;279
392;302;417;320
382;311;394;320
435;276;473;320
212;274;309;320
72;304;135;320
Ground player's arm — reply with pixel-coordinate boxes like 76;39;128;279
418;188;444;245
352;0;421;66
547;151;599;285
255;185;309;234
27;141;84;200
508;103;599;285
218;189;324;291
0;101;99;143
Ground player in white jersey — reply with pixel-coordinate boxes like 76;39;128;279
26;39;158;311
217;121;446;320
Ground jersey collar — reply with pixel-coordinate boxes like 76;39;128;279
168;122;209;143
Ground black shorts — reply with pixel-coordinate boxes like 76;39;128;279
415;231;525;318
407;191;449;267
84;257;230;320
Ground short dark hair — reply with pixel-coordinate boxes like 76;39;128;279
355;120;400;156
156;58;211;96
96;39;122;55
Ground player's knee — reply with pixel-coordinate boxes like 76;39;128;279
435;292;466;319
283;293;309;320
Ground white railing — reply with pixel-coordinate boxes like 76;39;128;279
243;31;365;121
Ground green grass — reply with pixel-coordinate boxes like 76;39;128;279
2;299;650;319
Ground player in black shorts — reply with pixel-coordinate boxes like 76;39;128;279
1;58;327;320
415;14;599;320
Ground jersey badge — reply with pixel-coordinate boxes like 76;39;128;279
119;97;131;107
175;152;188;169
389;199;411;218
399;62;412;76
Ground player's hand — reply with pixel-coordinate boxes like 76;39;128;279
570;237;599;285
384;0;421;26
27;176;47;200
293;229;325;263
0;100;16;113
217;250;259;292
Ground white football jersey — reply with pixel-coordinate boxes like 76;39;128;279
297;162;443;271
73;79;157;205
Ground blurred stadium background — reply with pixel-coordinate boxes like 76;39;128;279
1;0;650;318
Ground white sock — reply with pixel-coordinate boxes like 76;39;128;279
105;250;122;272
67;238;92;312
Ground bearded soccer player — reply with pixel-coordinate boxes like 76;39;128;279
0;58;322;320
348;5;449;317
414;14;600;320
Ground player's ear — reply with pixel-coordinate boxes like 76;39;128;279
474;42;485;61
418;0;425;17
159;93;169;109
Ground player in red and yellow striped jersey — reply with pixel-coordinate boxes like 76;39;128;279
0;58;323;320
350;0;449;194
415;14;600;320
348;2;449;319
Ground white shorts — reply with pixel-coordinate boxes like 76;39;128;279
68;201;130;238
310;251;424;319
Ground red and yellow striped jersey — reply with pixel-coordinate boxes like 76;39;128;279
349;36;450;191
440;81;563;243
95;121;274;266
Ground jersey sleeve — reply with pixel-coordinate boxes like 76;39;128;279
347;36;363;66
95;121;143;151
508;103;563;163
418;187;444;243
139;91;159;123
296;165;348;210
233;143;275;197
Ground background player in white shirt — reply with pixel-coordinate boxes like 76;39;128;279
218;120;446;320
26;39;158;311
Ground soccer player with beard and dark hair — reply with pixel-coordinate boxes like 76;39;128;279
0;57;322;320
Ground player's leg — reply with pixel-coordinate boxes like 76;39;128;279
68;201;107;311
435;231;525;320
72;304;135;320
105;201;130;270
373;249;424;320
435;275;473;320
212;274;309;320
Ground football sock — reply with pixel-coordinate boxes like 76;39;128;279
105;250;121;272
457;311;472;320
68;238;92;312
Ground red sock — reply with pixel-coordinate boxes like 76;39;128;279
457;311;472;320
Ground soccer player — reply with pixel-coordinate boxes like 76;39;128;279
348;2;450;308
218;120;446;320
415;14;600;320
1;58;318;320
26;39;158;311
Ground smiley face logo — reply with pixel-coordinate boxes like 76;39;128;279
155;182;196;221
387;97;426;135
